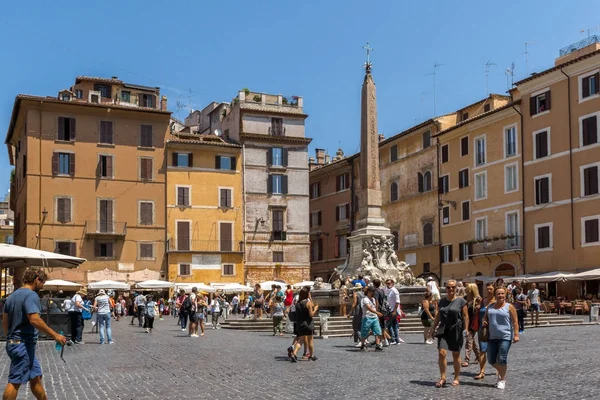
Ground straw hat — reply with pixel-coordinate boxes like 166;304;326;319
77;288;88;296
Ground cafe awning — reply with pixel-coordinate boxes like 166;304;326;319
568;268;600;281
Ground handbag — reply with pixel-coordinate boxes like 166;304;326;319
479;325;489;342
434;323;446;338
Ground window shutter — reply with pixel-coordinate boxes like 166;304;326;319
438;177;443;194
230;156;236;171
545;91;551;110
583;77;590;98
461;137;468;155
177;188;184;205
336;206;340;221
215;155;221;169
140;158;147;179
172;152;178;167
588;167;599;195
458;171;463;188
468;243;473;256
57;198;65;223
418;173;424;193
99;121;105;143
318;211;322;226
52;153;59;175
106;156;113;177
440;246;444;263
220;222;232;251
146;159;152;180
69;154;75;176
106;242;113;257
334;235;339;258
529;96;536;116
336;175;341;191
58;117;65;140
70;118;76;140
141;202;152;225
345;173;349;188
64;198;71;223
188;153;194;167
345;203;350;219
595;73;600;93
541;178;549;203
318;238;323;260
282;175;288;194
106;200;113;230
449;245;453;262
177;221;190;251
282;149;288;167
589;116;598;145
267;149;272;166
267;176;273;194
69;242;76;257
459;243;464;260
94;242;101;257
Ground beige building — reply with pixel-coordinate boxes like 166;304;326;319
6;76;171;285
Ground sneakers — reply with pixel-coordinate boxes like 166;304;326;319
108;341;115;344
145;328;149;333
181;328;186;331
497;380;506;389
518;330;524;334
190;334;199;338
397;338;405;343
212;326;216;330
426;339;434;345
355;342;363;348
375;344;383;351
383;339;390;347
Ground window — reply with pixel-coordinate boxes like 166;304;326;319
57;117;76;141
441;245;453;263
272;209;285;240
273;252;284;263
390;182;399;202
179;263;191;276
173;153;193;167
90;94;99;103
461;201;470;221
534;129;549;159
310;182;320;199
535;223;552;251
140;158;153;180
53;152;75;176
176;221;190;251
484;103;491;112
418;171;432;193
475;136;486;166
56;197;71;223
506;212;519;247
268;175;287;194
98;199;114;233
535;175;551;205
177;186;190;206
98;155;113;178
459;169;469;188
75;89;83;99
422;131;431;149
460;136;469;156
220;222;233;251
423;223;433;245
220;188;232;208
269;147;287;167
335;235;348;258
139;201;154;225
505;164;518;193
222;264;235;276
140;124;153;147
442;206;450;225
462;112;469;121
95;241;113;258
581;115;598;146
310;211;321;228
475;171;487;200
139;94;155;108
439;175;449;194
121;91;131;103
423;262;431;273
99;121;114;144
94;84;111;98
337;173;350;191
270;118;284;136
582;165;599;196
139;243;154;259
530;91;551;115
392;231;399;249
459;242;472;261
336;204;350;221
581;72;599;99
216;155;236;171
390;145;398;162
55;241;76;256
476;218;487;240
505;126;517;157
441;145;449;163
582;216;600;245
310;239;323;261
61;94;71;101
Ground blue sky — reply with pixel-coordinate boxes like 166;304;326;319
1;0;598;196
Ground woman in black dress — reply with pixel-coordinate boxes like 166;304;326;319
431;279;469;388
288;287;319;362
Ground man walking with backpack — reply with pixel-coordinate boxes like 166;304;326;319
187;287;199;337
133;292;146;328
373;279;392;347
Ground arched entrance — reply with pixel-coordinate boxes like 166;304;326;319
495;263;516;277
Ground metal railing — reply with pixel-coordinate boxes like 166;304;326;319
268;126;286;136
84;221;127;236
167;239;244;252
471;236;523;256
559;35;600;56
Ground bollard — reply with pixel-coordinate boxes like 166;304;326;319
318;310;331;339
590;305;599;323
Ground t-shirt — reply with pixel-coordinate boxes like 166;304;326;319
135;295;146;307
190;293;197;312
351;279;366;287
3;288;42;343
438;296;467;330
361;296;378;319
146;301;156;317
95;295;111;314
427;281;440;295
276;291;284;298
272;302;285;317
515;293;527;311
210;299;220;313
70;294;83;312
374;288;386;312
232;296;239;305
528;289;540;305
63;298;72;312
386;287;400;312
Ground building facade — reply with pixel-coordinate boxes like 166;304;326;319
165;133;244;286
6;76;170;285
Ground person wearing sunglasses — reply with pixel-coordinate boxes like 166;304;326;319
431;279;469;388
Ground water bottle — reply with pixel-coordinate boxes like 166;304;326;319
55;331;63;351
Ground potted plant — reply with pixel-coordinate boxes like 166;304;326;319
291;95;299;106
243;88;250;96
492;236;500;241
253;94;262;102
282;97;288;105
500;234;508;240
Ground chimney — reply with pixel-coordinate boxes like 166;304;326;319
324;154;331;164
309;157;315;164
111;76;118;80
160;95;168;111
378;133;385;142
315;148;325;165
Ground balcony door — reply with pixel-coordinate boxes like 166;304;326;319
220;222;232;251
177;221;190;251
99;199;114;233
506;212;519;248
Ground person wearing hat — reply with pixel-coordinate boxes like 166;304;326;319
93;290;114;344
359;286;384;351
427;277;441;309
68;288;90;344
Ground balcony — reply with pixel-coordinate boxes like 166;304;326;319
471;236;523;257
271;231;287;241
167;239;244;253
268;126;286;136
84;221;127;238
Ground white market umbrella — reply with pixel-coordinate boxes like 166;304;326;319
522;271;575;283
259;280;287;290
135;280;174;289
0;243;86;268
174;282;215;293
210;283;253;293
43;279;82;291
569;268;600;281
292;280;314;289
88;280;131;290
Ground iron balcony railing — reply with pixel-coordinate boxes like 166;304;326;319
84;221;127;237
471;236;523;256
167;239;244;253
559;35;600;56
268;126;286;136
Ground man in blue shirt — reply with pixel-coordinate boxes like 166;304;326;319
2;268;67;400
351;275;366;287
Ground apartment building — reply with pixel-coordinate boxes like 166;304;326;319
165;132;244;286
215;90;311;284
0;197;14;244
513;37;600;295
5;76;170;284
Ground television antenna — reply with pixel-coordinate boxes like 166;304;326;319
505;62;515;90
523;42;534;75
580;26;600;38
485;61;497;95
425;62;444;115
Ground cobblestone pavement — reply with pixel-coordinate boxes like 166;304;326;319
0;316;598;399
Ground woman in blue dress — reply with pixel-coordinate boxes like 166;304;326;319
474;282;495;380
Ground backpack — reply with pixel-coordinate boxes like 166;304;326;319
182;297;192;312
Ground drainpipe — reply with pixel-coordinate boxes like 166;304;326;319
435;129;443;281
242;143;247;284
560;68;575;250
512;104;526;274
38;101;43;250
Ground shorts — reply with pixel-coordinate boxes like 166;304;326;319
197;312;205;320
530;303;540;312
421;318;432;327
361;317;382;338
432;292;441;301
254;302;262;309
6;342;42;384
188;313;198;323
487;339;511;366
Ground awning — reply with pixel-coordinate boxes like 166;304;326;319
568;268;600;281
522;271;575;283
210;283;253;293
174;282;215;293
0;244;86;268
43;279;82;291
292;281;314;288
259;280;286;290
88;280;131;290
135;280;174;289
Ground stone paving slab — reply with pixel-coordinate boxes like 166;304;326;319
0;316;598;399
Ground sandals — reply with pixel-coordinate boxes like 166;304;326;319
474;372;485;380
461;362;469;367
451;379;460;387
435;379;446;388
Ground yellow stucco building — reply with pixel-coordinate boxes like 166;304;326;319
165;131;244;287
